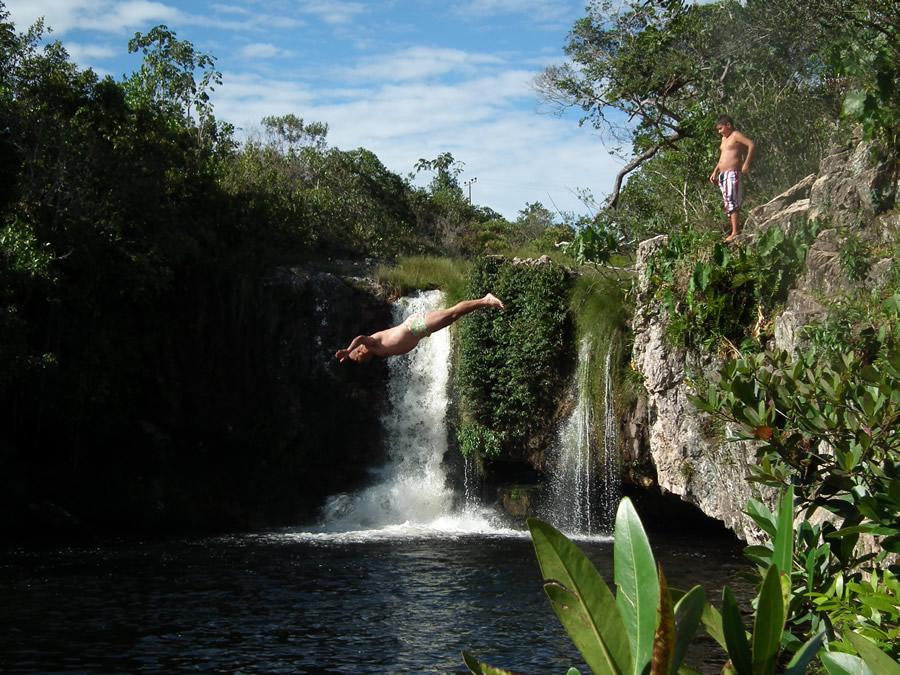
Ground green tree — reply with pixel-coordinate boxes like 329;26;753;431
539;0;839;240
261;113;329;153
414;151;465;195
516;201;556;241
126;25;222;138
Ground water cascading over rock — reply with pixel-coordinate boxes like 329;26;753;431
320;290;454;531
543;337;621;536
600;347;621;529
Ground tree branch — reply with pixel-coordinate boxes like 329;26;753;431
607;130;687;208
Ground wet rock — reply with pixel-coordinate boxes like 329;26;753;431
497;484;542;519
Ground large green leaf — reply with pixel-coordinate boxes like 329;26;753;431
820;651;874;675
528;518;632;675
651;564;674;675
784;631;824;675
698;598;727;652
462;651;515;675
744;499;777;539
722;588;752;675
671;585;706;674
772;486;794;576
752;565;785;675
846;632;900;675
614;497;659;675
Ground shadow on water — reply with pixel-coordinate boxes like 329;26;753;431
0;527;750;673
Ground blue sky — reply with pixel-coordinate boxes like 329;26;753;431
6;0;626;219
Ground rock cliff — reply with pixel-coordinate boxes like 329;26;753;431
629;134;898;542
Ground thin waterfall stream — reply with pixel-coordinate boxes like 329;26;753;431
543;336;621;536
601;346;621;528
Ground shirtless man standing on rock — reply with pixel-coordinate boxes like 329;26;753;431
709;114;756;242
335;293;505;364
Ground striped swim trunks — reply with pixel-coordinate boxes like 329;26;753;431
718;169;743;215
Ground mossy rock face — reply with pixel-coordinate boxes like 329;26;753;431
497;484;543;518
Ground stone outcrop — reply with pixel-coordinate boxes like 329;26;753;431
631;236;770;543
630;133;898;542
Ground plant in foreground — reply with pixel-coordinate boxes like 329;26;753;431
463;495;899;674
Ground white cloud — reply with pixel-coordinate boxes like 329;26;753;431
296;0;365;25
85;1;187;32
211;71;318;130
63;41;118;63
238;42;289;59
345;46;504;82
5;0;301;35
5;0;103;34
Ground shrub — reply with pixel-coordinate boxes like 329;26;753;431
456;256;572;458
647;221;819;350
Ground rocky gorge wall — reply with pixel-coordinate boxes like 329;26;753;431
628;134;899;543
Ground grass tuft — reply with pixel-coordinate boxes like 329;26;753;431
375;256;471;301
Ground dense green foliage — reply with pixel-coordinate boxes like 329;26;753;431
691;293;900;662
456;257;572;459
825;0;900;145
647;223;819;350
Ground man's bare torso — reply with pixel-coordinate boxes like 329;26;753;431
368;324;419;356
718;131;749;171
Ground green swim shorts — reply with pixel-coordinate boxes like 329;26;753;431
404;312;431;338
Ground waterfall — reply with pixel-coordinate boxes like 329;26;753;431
600;347;621;530
543;337;621;536
320;290;454;531
544;337;598;536
463;454;481;512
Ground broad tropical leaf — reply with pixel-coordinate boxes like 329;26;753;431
671;585;706;674
752;565;784;675
784;631;824;675
846;632;900;675
528;518;632;675
462;651;515;675
820;651;874;675
772;486;794;576
722;588;752;675
698;598;727;651
614;497;659;675
651;564;674;675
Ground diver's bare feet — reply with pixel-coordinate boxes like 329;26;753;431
484;293;505;310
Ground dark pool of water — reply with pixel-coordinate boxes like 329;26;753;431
0;529;750;673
